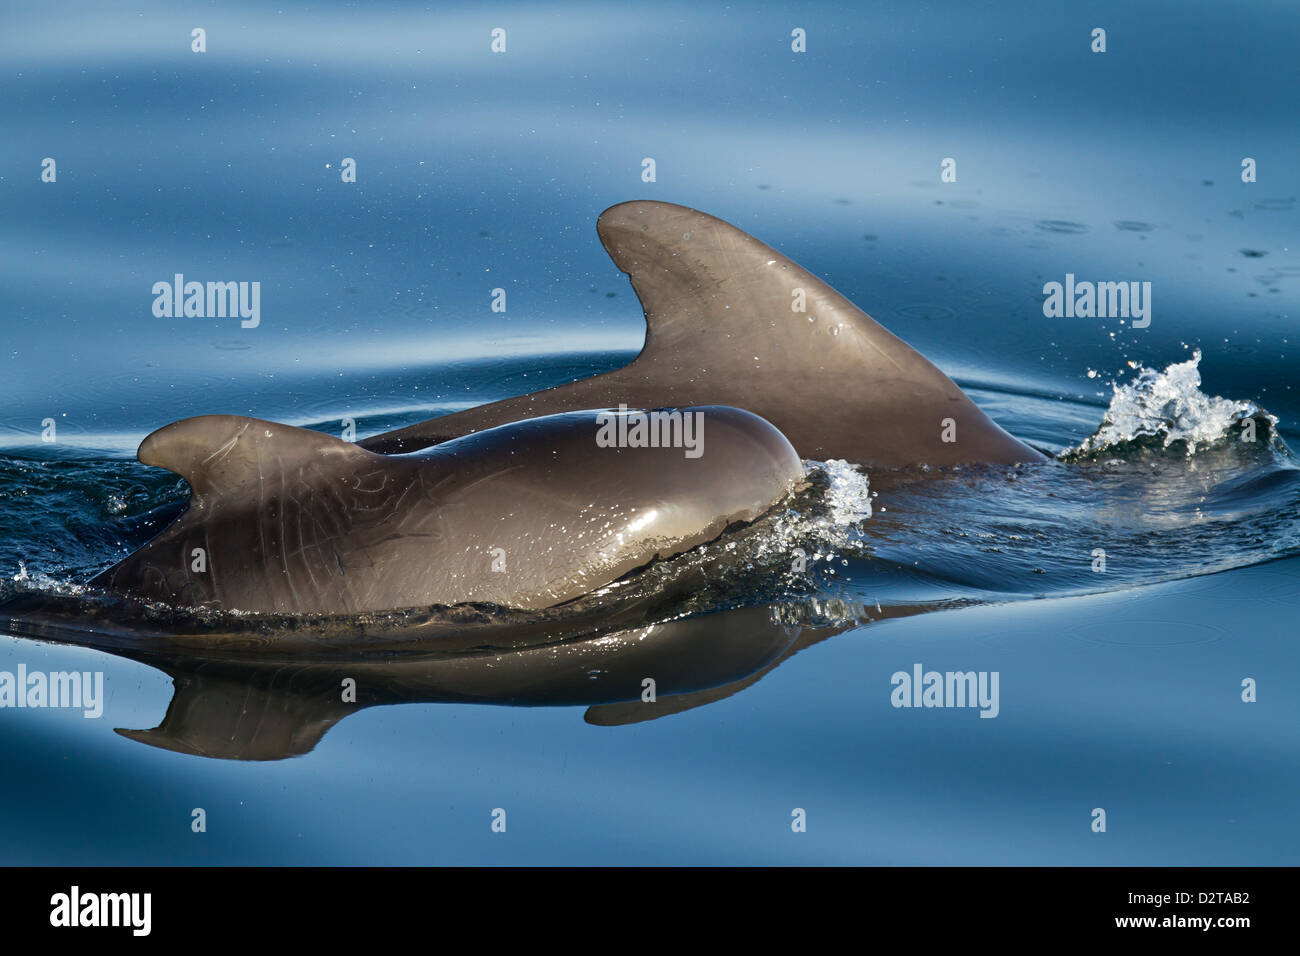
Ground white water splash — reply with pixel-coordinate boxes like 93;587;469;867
744;458;873;574
1070;350;1272;457
817;458;874;527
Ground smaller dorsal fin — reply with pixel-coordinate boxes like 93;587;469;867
138;415;369;498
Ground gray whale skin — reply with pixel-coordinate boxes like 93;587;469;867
362;200;1043;468
92;200;1043;617
90;406;804;615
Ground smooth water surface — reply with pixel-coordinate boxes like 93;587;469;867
0;0;1296;864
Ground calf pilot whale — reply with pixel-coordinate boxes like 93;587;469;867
360;200;1044;468
89;405;804;614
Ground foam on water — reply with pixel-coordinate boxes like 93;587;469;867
754;458;873;558
1067;350;1278;459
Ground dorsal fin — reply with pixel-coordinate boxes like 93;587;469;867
138;415;369;498
359;201;1041;465
597;200;965;385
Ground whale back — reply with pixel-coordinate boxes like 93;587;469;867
92;408;804;614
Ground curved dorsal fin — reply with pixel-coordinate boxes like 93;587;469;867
597;200;959;385
138;415;369;498
358;201;1041;465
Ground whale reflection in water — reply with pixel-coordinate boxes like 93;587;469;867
0;596;956;761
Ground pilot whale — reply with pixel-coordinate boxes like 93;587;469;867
359;200;1044;467
89;405;804;615
85;200;1039;619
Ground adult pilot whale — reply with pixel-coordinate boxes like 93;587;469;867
359;201;1043;467
89;405;804;615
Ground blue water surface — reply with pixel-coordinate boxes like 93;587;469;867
0;0;1296;864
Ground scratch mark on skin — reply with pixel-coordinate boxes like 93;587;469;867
292;484;321;596
446;464;528;498
353;469;389;493
310;468;354;541
346;469;408;517
201;422;250;470
275;456;303;612
375;476;418;527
